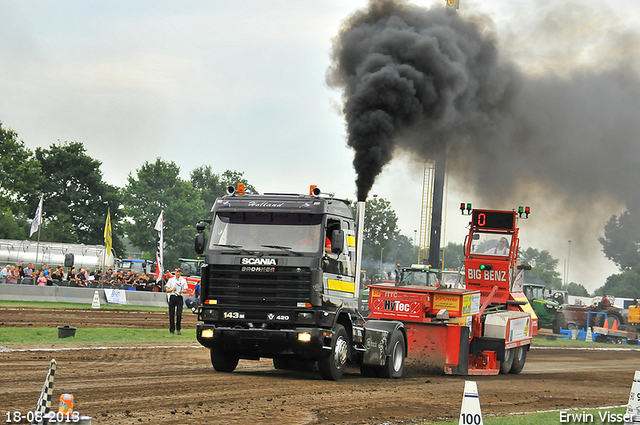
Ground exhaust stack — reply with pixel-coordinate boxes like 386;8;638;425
355;201;365;308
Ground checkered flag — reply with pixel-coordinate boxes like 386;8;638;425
32;358;56;425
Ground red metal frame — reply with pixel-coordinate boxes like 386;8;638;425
365;208;536;376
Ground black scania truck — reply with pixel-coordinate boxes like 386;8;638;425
194;184;406;380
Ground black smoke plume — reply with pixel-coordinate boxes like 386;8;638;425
328;0;640;209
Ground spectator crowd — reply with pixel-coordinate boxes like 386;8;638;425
0;262;162;291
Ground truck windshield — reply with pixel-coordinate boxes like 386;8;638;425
400;270;438;286
469;231;512;256
209;212;324;254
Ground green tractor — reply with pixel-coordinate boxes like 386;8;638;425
523;283;566;331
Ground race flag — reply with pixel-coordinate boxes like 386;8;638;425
104;209;112;254
154;211;163;283
30;195;43;237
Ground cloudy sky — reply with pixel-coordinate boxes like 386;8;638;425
2;0;640;291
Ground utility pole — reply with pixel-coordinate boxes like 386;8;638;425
427;152;446;269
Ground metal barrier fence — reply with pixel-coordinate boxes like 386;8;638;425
0;276;162;292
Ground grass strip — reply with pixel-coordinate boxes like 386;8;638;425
0;327;195;345
429;406;628;424
0;300;166;311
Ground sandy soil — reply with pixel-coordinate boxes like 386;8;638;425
1;307;639;424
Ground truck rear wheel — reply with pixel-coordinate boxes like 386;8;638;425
509;346;527;374
499;348;514;374
378;330;405;379
210;347;239;372
318;324;349;381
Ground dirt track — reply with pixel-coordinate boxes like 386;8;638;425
2;307;639;424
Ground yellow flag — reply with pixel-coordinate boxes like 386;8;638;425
104;210;112;253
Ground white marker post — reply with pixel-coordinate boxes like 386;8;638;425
459;380;483;425
91;290;101;309
626;371;640;424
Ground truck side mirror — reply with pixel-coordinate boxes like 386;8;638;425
517;263;532;270
195;221;208;254
195;232;205;255
331;229;344;254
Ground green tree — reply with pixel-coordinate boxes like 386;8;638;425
594;271;640;299
518;247;560;272
123;158;203;268
595;204;640;297
0;207;28;239
385;233;415;267
356;197;400;263
599;209;640;271
518;247;562;288
348;197;421;276
35;142;123;253
442;242;464;270
566;282;590;297
190;167;258;216
0;122;43;214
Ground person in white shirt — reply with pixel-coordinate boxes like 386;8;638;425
0;265;10;281
484;237;510;256
166;269;189;335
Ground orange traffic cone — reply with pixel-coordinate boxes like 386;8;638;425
612;320;618;331
603;318;609;330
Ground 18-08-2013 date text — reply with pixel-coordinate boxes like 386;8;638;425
6;410;81;423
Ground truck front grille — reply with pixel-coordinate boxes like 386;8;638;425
205;265;311;308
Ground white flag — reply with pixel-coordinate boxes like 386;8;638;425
154;211;163;282
30;196;43;237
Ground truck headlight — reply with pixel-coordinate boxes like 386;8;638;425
296;312;314;323
298;332;312;342
201;329;214;338
202;309;219;320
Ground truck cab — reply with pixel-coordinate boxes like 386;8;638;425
194;185;369;380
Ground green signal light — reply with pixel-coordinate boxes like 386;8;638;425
518;206;524;213
479;264;486;270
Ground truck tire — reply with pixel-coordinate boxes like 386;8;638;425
210;347;239;372
509;346;527;374
378;330;405;379
318;324;349;381
553;312;567;334
499;348;514;374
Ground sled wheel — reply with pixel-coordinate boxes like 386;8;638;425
500;348;514;374
509;346;527;374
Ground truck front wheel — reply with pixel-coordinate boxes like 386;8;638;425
210;347;239;372
378;330;405;379
319;324;349;381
